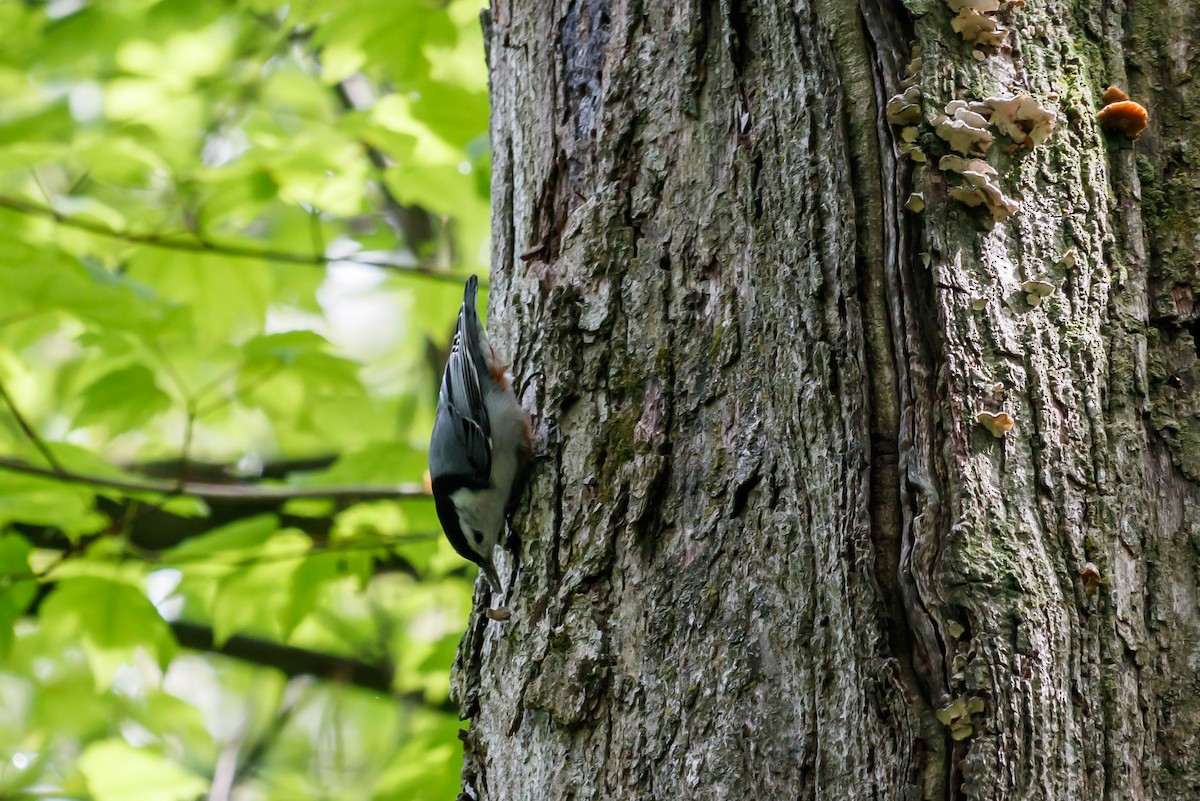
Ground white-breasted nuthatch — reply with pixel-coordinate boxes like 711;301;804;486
429;275;532;594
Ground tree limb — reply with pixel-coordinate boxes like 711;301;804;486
0;193;468;285
171;620;452;709
0;454;427;502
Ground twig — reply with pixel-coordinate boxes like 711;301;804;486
149;343;198;492
0;194;469;285
9;531;437;582
0;455;427;502
0;377;64;473
225;677;314;794
125;534;436;568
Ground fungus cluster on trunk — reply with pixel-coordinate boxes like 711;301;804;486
1096;86;1149;140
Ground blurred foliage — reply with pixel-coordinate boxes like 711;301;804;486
0;0;491;798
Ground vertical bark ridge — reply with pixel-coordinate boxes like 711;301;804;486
1110;0;1200;795
817;0;958;796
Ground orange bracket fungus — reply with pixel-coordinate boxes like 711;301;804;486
977;410;1015;437
1096;87;1149;140
1102;86;1128;104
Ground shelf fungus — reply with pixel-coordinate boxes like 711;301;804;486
933;100;995;155
948;0;1007;48
902;52;924;87
1021;279;1056;306
887;86;923;125
1102;85;1128;104
939;155;1019;220
983;94;1057;147
939;154;991;174
950;172;1019;220
905;192;926;212
1096;91;1149;140
935;696;983;742
977;410;1015;437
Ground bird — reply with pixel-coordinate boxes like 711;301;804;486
429;275;532;597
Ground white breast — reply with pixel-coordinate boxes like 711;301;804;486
449;378;525;551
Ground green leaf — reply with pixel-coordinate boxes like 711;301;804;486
372;713;464;801
300;442;428;485
165;513;279;564
283;549;372;635
0;533;36;657
125;250;272;345
210;529;308;644
31;673;113;740
0;471;103;539
281;498;335;518
408;82;489;149
39;576;175;686
76;135;169;185
75;363;172;434
78;740;208;801
159;495;211;518
0;237;172;335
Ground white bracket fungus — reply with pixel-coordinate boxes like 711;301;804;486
948;0;1007;48
982;94;1057;147
940;155;1018;220
887;86;923;126
932;101;995;155
1021;279;1056;306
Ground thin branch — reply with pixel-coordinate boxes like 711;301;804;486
149;342;198;492
171;620;394;691
333;77;447;265
0;193;469;285
126;534;437;568
170;620;461;712
0;454;427;502
8;533;435;580
226;677;313;793
195;363;282;419
307;203;325;259
0;377;64;472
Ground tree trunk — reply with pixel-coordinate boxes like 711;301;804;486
454;0;1200;798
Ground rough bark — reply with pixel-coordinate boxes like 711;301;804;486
453;0;1200;799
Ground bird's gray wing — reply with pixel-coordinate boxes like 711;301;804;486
430;324;492;484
